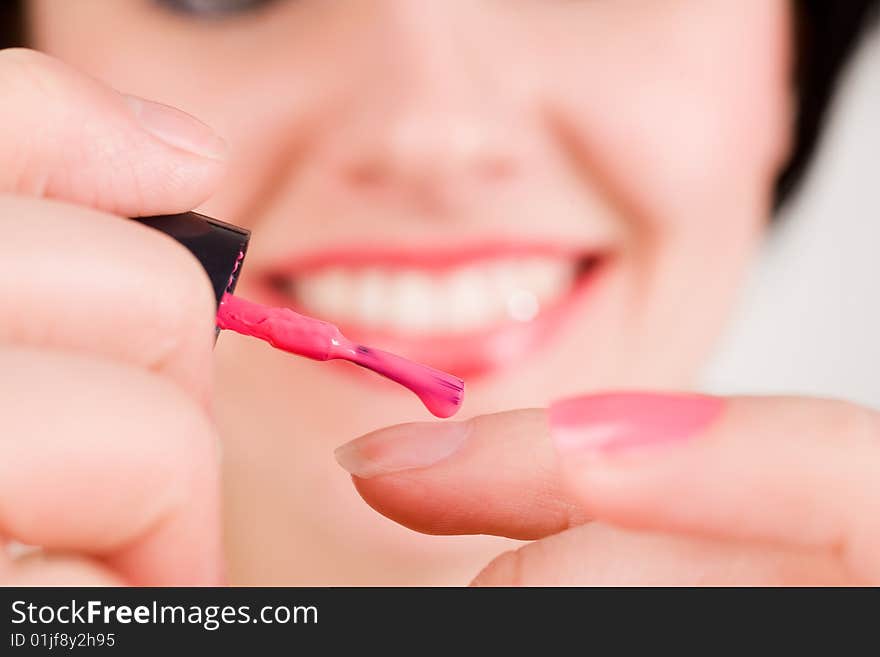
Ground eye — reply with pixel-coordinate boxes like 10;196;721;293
152;0;281;18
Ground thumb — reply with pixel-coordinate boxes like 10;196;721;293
550;393;880;581
0;48;226;215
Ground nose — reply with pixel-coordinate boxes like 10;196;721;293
322;2;525;205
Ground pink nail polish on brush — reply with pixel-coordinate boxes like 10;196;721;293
135;212;464;419
215;294;463;418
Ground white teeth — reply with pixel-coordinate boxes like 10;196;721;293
351;267;388;330
294;267;351;320
287;257;579;334
506;289;540;323
388;270;436;333
444;266;496;333
521;257;576;303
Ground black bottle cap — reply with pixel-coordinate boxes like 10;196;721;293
134;212;250;306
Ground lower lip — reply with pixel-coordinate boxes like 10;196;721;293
257;257;608;379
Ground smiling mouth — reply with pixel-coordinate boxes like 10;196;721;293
260;244;606;376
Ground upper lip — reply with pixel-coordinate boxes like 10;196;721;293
256;239;607;280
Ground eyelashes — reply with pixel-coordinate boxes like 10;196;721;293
152;0;281;18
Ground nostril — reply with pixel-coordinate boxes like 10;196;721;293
342;151;517;190
332;114;521;195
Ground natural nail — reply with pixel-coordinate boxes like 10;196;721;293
335;421;471;479
549;392;723;456
124;94;227;161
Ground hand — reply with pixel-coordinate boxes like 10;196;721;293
336;392;880;585
0;48;227;585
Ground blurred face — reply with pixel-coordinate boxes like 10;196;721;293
27;0;794;583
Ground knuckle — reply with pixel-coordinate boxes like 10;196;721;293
0;48;48;75
0;48;69;105
0;50;87;192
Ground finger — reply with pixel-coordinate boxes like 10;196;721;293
0;48;225;215
549;393;880;582
471;523;850;586
2;553;124;586
0;195;217;403
335;409;589;539
337;392;880;583
0;348;223;586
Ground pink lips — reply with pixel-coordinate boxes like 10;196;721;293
256;242;608;378
268;241;587;275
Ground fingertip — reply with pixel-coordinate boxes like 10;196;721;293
123;94;228;163
334;420;472;479
0;48;228;216
116;94;228;215
340;408;587;540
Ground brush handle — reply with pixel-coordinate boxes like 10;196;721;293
134;212;251;307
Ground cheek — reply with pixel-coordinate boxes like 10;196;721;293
545;0;793;246
521;0;794;384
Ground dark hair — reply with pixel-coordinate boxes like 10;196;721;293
1;1;878;210
781;1;880;209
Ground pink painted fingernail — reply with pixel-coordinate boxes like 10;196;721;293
549;392;723;456
335;421;471;479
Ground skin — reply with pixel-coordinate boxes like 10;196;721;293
1;0;876;585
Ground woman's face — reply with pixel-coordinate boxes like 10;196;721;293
27;0;794;584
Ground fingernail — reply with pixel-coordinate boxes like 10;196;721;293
549;392;723;456
123;94;227;161
335;421;471;479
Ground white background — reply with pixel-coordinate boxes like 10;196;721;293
706;28;880;408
